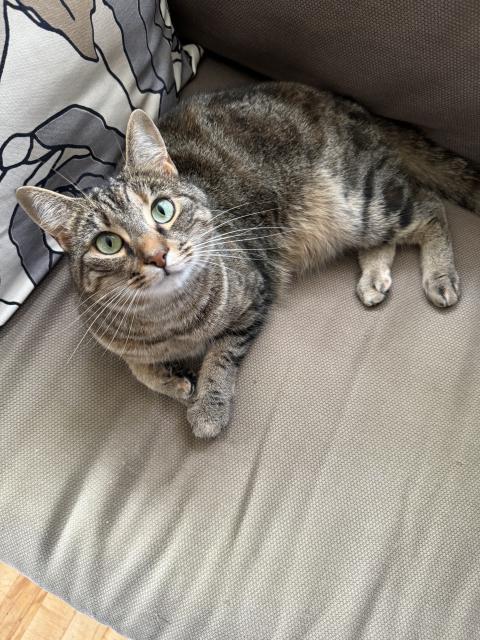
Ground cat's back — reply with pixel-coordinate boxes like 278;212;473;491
158;81;383;175
160;83;339;160
157;81;358;203
160;81;332;136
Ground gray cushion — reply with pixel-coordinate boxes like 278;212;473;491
1;55;480;640
170;0;480;164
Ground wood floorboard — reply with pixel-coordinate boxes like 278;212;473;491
0;564;126;640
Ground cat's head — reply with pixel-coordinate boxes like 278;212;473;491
16;110;214;299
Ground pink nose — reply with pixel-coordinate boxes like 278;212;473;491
146;247;169;268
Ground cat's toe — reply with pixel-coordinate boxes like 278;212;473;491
170;376;196;405
356;271;391;307
177;376;195;399
424;273;459;308
373;273;392;294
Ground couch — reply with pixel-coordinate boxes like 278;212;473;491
1;2;480;639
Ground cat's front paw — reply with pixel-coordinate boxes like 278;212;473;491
187;395;231;439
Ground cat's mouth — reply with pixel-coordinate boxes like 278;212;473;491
138;261;194;294
144;264;173;281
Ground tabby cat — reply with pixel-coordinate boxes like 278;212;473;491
16;83;480;438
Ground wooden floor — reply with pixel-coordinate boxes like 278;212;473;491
0;563;126;640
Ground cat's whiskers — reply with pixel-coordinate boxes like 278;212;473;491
192;258;243;279
195;207;280;242
207;206;280;233
82;286;131;334
90;288;135;351
194;251;279;265
207;199;273;224
192;226;292;250
196;247;281;255
100;289;136;353
193;232;292;262
78;281;126;307
62;283;127;334
209;201;253;214
67;286;129;363
112;134;126;165
119;291;140;358
52;168;90;198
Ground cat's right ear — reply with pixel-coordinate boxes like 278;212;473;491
16;186;75;251
125;109;178;176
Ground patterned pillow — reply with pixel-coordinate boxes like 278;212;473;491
0;0;201;325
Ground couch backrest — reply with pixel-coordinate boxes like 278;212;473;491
171;0;480;163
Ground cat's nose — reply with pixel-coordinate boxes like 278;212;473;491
146;247;169;269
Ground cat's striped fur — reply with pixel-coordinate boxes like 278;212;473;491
17;82;480;437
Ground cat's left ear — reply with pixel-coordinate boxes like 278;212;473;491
16;186;75;251
125;109;178;176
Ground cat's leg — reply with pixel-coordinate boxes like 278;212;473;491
126;360;195;404
406;195;459;307
418;213;459;308
187;330;256;438
357;243;396;306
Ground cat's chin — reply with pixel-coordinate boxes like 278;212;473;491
145;265;193;297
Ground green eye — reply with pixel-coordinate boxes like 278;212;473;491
152;198;175;224
95;232;123;254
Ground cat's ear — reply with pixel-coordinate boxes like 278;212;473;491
16;186;75;251
125;109;178;176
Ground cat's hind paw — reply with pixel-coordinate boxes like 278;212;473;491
423;272;459;308
356;269;392;307
172;376;196;402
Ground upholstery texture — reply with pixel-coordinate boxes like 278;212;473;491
0;0;201;325
170;0;480;164
1;55;480;640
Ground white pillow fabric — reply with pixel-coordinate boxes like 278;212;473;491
0;0;201;325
